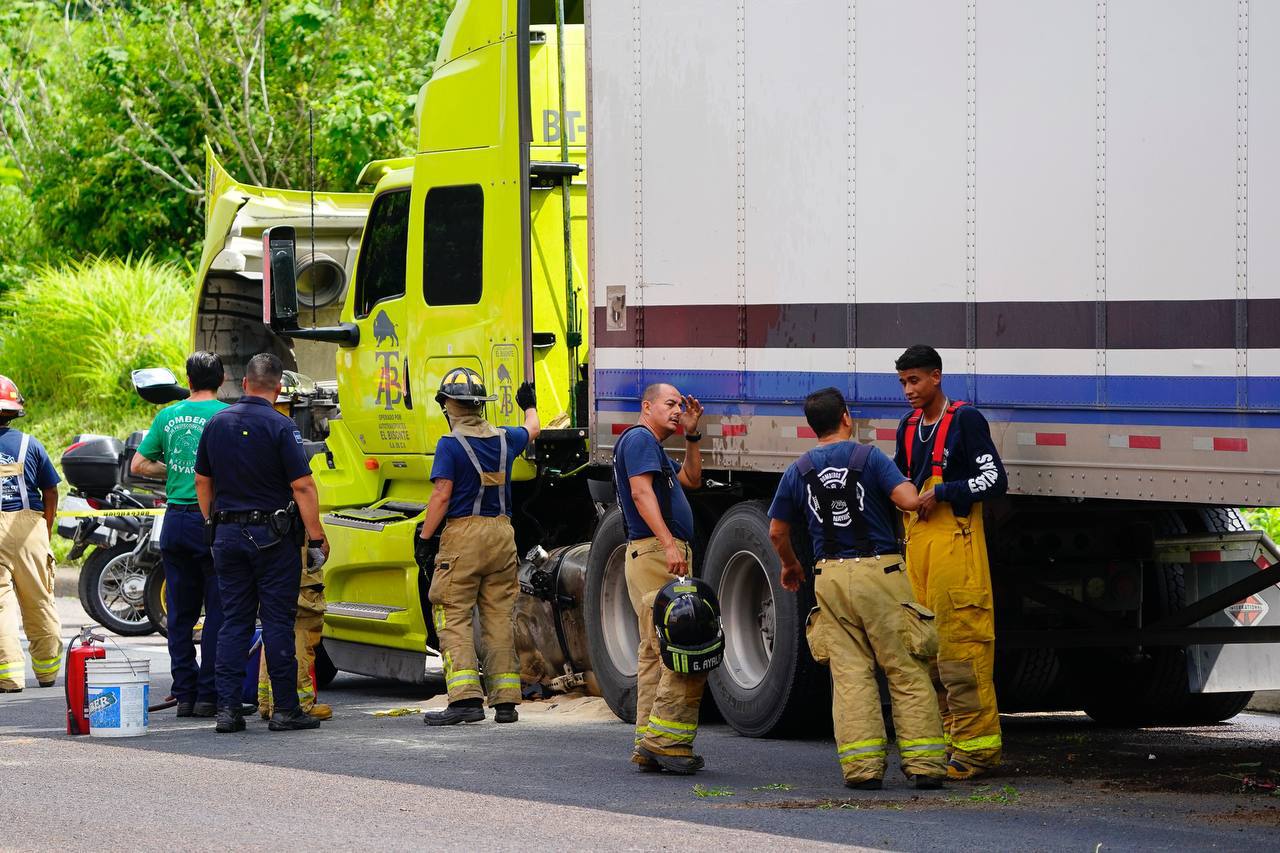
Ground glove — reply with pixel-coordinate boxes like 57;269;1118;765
516;381;536;412
307;547;327;570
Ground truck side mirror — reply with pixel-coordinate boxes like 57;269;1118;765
263;225;300;332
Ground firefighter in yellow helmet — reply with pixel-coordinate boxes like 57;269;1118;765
769;387;947;790
894;345;1008;780
0;375;64;693
417;368;539;725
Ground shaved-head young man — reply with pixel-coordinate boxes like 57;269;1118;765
612;383;706;774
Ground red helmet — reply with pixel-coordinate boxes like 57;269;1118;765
0;375;26;417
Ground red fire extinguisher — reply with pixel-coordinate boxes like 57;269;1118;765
65;626;106;735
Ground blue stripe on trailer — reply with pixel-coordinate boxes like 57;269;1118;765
594;371;1280;429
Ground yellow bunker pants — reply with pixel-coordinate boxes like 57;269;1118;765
808;555;947;783
905;476;1002;769
626;537;707;757
428;515;521;706
0;509;63;689
258;563;326;715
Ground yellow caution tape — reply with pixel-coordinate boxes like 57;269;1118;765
57;508;167;517
371;707;423;717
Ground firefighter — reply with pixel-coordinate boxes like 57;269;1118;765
195;353;329;733
256;557;330;721
893;344;1008;780
768;387;947;790
613;383;706;774
418;368;539;725
132;351;227;717
0;375;63;692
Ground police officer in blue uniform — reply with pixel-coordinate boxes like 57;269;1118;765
194;353;328;733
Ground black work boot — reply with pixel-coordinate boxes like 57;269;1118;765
192;701;218;718
214;707;246;733
176;701;195;717
634;746;703;775
910;774;945;790
268;707;322;731
845;777;883;791
423;701;485;726
493;703;519;724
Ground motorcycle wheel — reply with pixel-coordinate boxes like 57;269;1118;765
77;544;156;636
145;563;168;637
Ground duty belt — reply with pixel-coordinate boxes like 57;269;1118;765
813;553;904;575
213;509;282;524
166;503;202;513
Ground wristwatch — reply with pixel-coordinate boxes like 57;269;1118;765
308;538;325;548
685;431;703;442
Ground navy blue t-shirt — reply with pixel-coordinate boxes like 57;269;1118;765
0;427;60;512
194;396;312;513
613;426;695;543
893;404;1007;518
768;441;907;559
430;427;530;518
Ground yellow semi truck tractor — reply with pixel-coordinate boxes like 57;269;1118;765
194;0;1280;737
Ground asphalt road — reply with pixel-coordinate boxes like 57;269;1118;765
3;597;1279;852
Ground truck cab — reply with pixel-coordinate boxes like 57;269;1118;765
192;1;588;681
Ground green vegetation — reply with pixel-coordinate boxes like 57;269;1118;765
956;784;1020;805
751;783;794;791
1241;508;1280;541
0;0;453;284
0;256;191;454
691;784;734;798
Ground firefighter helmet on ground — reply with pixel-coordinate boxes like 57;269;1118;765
435;366;497;406
0;375;25;417
653;577;724;674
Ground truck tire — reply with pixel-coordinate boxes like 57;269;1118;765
315;640;338;689
583;507;638;723
1083;508;1253;726
78;544;155;637
703;501;828;737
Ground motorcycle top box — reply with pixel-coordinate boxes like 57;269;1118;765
61;436;125;496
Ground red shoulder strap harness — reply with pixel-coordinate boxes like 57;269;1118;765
904;400;967;480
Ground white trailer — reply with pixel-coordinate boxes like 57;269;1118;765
580;0;1280;735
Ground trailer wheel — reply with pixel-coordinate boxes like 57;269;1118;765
314;640;338;689
583;508;638;723
703;501;828;737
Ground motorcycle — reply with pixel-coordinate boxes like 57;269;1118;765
58;438;167;636
57;368;190;637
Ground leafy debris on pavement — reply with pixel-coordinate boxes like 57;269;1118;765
751;783;794;791
692;784;735;798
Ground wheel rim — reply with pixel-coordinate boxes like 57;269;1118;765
97;553;150;627
600;543;638;678
718;549;776;690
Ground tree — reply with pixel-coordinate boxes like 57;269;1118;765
0;0;453;265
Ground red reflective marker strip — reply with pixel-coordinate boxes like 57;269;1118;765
1213;437;1248;452
1129;435;1161;449
722;424;747;437
875;428;897;442
1190;551;1222;564
611;423;628;435
797;426;817;439
1036;433;1067;447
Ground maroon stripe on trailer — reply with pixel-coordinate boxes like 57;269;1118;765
593;299;1280;350
1213;437;1248;452
721;424;747;437
611;423;628;435
1036;433;1067;447
797;426;817;439
1190;551;1223;564
874;428;897;441
1129;435;1161;450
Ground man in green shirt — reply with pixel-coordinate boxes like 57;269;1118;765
132;351;229;717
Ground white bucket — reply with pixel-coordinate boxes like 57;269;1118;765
86;656;150;738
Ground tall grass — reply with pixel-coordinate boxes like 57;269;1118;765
1242;508;1280;541
0;256;192;454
